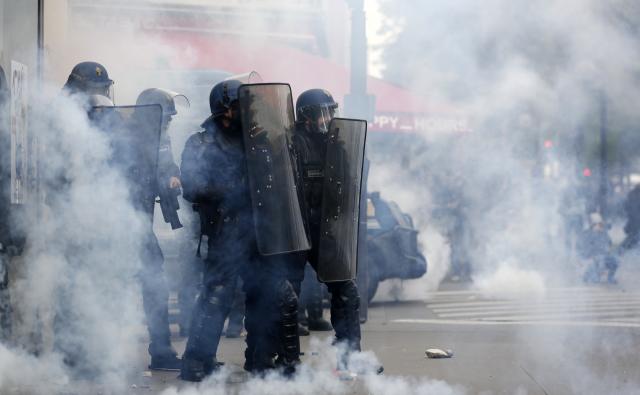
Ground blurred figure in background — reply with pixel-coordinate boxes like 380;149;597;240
431;172;473;282
621;184;640;251
579;213;618;284
560;182;588;254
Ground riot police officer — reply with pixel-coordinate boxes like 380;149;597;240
63;61;114;102
179;79;258;381
290;89;376;371
132;88;188;371
179;79;304;381
48;62;116;373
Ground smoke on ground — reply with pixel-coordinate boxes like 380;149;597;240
2;85;149;392
159;338;467;395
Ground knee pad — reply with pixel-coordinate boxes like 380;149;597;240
202;284;233;313
331;280;360;309
276;280;298;310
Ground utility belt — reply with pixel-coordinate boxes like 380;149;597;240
194;203;239;257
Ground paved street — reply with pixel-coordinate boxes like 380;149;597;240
115;282;640;394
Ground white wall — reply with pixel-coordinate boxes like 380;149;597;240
0;0;39;82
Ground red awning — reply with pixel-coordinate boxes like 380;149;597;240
159;33;469;134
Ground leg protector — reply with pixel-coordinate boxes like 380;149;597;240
183;280;235;362
328;280;361;353
277;280;300;368
140;266;174;357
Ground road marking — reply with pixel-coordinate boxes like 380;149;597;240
436;302;640;318
391;318;640;328
431;298;640;312
417;287;640;327
478;310;640;321
428;294;640;309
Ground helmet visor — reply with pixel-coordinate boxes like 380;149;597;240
83;84;113;101
300;104;339;133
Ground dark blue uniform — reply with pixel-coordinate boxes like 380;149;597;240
180;118;299;380
290;127;361;355
112;111;181;364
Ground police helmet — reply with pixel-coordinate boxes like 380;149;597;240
296;89;339;133
136;88;190;118
209;79;243;119
63;61;114;98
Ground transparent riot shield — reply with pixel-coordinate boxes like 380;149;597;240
226;71;263;84
317;118;368;282
238;83;310;255
90;104;163;217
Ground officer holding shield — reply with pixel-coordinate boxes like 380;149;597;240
290;89;377;372
132;88;189;371
179;79;275;380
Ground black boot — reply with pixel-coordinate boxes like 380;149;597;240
298;323;310;336
149;353;182;371
308;317;333;331
306;272;332;331
149;341;181;371
180;357;223;382
307;290;332;331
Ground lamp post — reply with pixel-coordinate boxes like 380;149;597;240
345;0;374;322
344;0;375;120
598;90;609;220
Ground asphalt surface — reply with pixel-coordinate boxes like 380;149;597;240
111;281;640;394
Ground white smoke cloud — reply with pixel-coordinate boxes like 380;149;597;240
159;338;467;395
365;0;640;299
2;86;149;392
474;260;547;300
4;1;640;393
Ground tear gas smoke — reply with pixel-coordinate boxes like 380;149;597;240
368;0;640;298
474;261;546;300
159;338;467;395
368;0;640;393
2;86;149;392
3;0;640;393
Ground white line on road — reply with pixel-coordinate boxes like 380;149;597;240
435;302;640;318
391;318;640;328
428;294;640;310
477;309;640;321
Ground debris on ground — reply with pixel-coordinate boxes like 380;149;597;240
334;369;358;381
425;348;453;359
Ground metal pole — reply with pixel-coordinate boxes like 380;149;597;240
599;90;608;220
346;0;371;322
345;0;373;119
37;0;44;84
350;0;366;98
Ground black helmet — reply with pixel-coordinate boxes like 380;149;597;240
296;89;339;133
63;61;114;98
209;79;243;119
136;88;190;117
